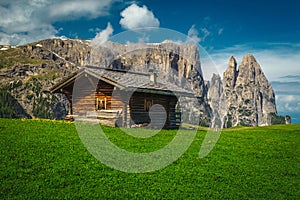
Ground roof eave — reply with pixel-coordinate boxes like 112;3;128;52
50;71;80;93
127;87;195;97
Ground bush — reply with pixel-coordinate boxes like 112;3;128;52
269;112;285;125
0;89;30;118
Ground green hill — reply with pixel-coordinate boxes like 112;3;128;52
0;118;299;199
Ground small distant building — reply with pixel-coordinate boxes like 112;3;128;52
50;66;193;128
285;115;291;124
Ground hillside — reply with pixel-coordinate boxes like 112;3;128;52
0;118;299;198
0;39;88;119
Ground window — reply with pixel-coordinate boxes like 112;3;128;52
144;99;153;111
95;98;106;110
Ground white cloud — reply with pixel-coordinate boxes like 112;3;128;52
285;95;296;102
89;27;101;33
218;28;224;35
0;25;58;46
272;81;300;119
271;81;300;95
201;28;210;39
187;25;200;43
186;25;210;44
91;22;114;46
0;0;117;45
119;3;160;30
137;35;150;43
46;0;113;21
276;94;300;113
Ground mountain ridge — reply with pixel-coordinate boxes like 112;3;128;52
0;38;288;127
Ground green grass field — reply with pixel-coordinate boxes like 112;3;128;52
0;118;299;199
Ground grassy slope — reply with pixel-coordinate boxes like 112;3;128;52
0;47;45;69
0;119;299;199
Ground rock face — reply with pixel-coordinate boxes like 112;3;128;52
208;54;277;127
0;39;91;119
207;73;224;128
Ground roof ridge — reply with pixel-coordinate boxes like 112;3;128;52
84;65;149;76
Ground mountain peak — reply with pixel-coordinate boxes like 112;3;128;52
223;55;238;89
217;54;277;127
228;55;237;68
242;54;257;65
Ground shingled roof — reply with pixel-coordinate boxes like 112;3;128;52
51;66;194;96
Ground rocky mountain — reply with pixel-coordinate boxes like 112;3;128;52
0;38;285;127
0;38;211;124
207;55;280;127
0;39;90;119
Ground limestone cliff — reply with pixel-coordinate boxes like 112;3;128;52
207;73;224;128
208;54;277;127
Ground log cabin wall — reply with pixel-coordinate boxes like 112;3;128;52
129;92;178;128
72;75;96;116
94;80;123;111
72;76;124;116
60;86;73;115
168;99;180;128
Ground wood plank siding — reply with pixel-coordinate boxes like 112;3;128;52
129;92;179;128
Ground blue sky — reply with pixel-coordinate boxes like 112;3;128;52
0;0;299;123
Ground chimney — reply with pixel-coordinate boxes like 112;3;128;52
149;68;158;85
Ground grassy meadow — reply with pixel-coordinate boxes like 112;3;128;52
0;118;299;199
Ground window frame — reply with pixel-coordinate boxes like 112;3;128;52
95;97;106;110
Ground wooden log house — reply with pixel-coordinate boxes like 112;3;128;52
50;66;193;128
